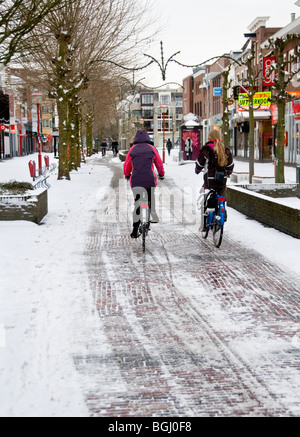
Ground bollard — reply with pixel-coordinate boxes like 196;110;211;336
44;155;50;169
32;160;36;181
28;160;34;177
28;160;36;180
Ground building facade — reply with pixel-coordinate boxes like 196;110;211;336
119;86;183;150
183;15;300;165
0;66;56;160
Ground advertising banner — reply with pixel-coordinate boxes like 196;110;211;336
238;92;272;111
181;129;200;161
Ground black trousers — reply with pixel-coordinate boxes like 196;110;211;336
132;187;156;228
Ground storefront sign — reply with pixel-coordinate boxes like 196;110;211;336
238;92;272;111
263;57;276;87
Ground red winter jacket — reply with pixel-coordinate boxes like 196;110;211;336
124;130;165;189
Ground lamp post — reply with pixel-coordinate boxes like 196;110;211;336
160;104;168;163
32;91;43;176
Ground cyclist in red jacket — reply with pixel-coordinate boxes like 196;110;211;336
124;129;165;238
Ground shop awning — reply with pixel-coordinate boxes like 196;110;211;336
233;110;271;122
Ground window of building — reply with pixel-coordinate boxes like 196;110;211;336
141;94;153;105
160;94;170;105
158;120;171;131
42;119;52;129
143;120;153;131
41;104;51;113
141;107;153;118
174;95;183;104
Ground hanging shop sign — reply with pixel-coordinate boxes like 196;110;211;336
238;92;272;111
263;56;277;87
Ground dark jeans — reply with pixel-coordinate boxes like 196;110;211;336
132;187;156;229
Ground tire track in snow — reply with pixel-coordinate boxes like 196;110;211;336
81;159;300;417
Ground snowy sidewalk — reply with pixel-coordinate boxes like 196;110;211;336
0;151;299;417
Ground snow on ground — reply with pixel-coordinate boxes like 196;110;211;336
0;149;299;417
163;151;300;278
0;154;112;416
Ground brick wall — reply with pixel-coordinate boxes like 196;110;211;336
0;189;48;224
227;185;300;239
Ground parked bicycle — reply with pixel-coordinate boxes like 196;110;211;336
199;189;226;248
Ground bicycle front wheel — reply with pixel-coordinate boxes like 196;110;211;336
213;223;223;248
142;224;147;253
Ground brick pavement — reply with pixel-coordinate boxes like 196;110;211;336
77;162;300;417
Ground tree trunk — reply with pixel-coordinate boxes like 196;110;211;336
276;99;285;183
274;45;286;184
68;98;78;172
248;100;255;184
247;59;255;184
57;97;70;180
222;70;230;149
56;33;71;180
86;112;93;157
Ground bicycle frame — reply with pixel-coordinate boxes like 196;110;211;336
202;190;226;248
206;195;226;227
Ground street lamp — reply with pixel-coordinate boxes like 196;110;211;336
160;104;168;163
32;91;43;176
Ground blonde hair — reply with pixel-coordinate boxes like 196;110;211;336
208;129;228;167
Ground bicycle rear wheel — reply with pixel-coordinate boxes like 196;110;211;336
213;223;223;248
202;227;209;239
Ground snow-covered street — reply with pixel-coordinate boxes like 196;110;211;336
0;150;300;417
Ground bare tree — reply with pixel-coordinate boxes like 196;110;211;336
0;0;69;65
266;34;300;183
240;44;261;183
23;0;156;179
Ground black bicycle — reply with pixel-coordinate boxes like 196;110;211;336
138;191;151;253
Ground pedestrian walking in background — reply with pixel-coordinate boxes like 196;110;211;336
101;139;108;157
112;139;119;157
167;139;172;156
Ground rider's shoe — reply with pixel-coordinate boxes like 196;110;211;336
130;230;139;238
150;212;159;223
130;224;139;239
